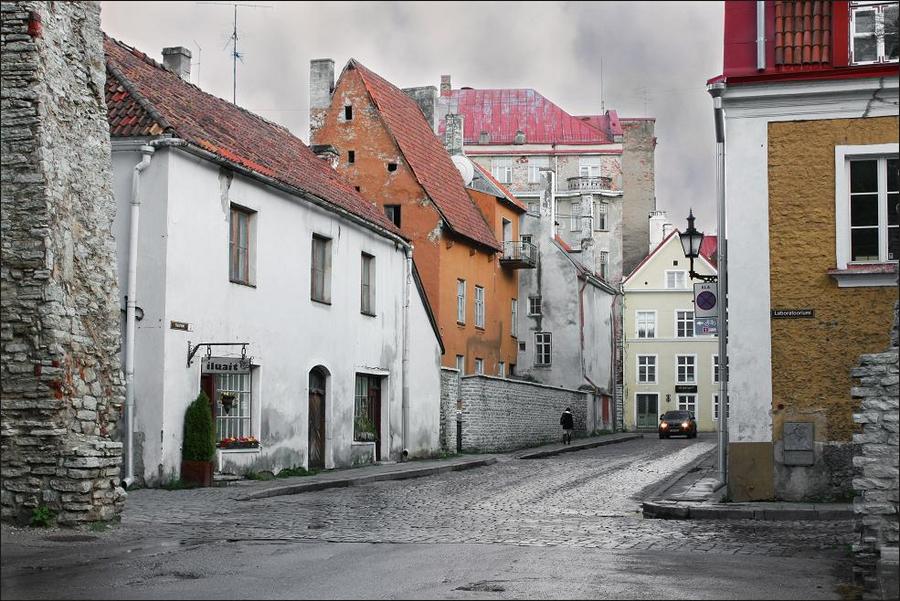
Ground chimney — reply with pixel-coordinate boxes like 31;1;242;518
440;74;451;96
444;114;464;156
538;170;557;242
162;46;191;81
309;58;335;143
514;130;525;145
648;210;670;251
402;86;437;131
310;144;340;170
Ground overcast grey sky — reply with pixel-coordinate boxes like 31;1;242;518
101;1;724;231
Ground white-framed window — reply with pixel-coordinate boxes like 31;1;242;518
598;251;609;281
677;393;697;418
229;205;256;286
311;234;332;303
636;311;657;339
594;201;608;231
713;355;719;383
835;145;899;278
498;361;505;378
676;310;695;338
474;286;485;328
676;355;696;384
354;374;381;442
457;279;466;324
361;253;375;315
215;372;252;441
528;295;542;316
665;270;688;289
511;298;518;337
491;158;512;184
535;332;552;366
474;358;484;375
713;393;731;420
456;354;465;375
637;354;657;384
579;156;601;178
570;200;581;231
528;157;549;183
850;2;899;64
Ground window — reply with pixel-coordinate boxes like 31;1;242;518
387;162;398;172
457;279;466;324
348;150;355;164
311;235;332;303
215;372;251;441
677;394;697;418
598;251;609;281
521;234;533;246
579;156;601;178
229;205;254;285
361;253;375;315
535;332;552;366
344;105;353;120
677;355;696;384
455;354;465;375
594;201;608;231
491;158;512;184
851;2;899;64
354;374;380;442
676;310;695;338
502;218;512;244
849;157;898;262
713;355;719;383
511;298;518;337
637;355;657;384
665;270;687;289
714;394;731;420
497;361;505;378
528;295;542;316
384;205;401;228
636;311;656;339
474;358;484;375
528;157;549;183
570;200;581;231
474;286;485;328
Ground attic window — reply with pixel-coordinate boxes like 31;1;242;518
348;150;355;164
387;162;398;172
354;186;361;192
344;105;353;120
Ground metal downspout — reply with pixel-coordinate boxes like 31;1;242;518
401;245;412;459
711;84;729;488
123;145;155;489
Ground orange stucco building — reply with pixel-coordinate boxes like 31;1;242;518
310;59;525;375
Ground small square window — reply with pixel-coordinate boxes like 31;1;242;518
387;162;398;172
385;205;401;228
348;150;355;164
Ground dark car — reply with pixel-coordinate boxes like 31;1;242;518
658;410;697;439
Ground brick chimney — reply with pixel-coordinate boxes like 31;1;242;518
309;58;334;143
440;74;451;96
402;86;437;131
162;46;191;81
444;114;464;156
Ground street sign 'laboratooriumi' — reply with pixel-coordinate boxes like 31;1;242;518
771;309;815;319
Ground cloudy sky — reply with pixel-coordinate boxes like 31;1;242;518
101;1;724;231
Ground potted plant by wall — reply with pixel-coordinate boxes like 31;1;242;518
180;391;216;487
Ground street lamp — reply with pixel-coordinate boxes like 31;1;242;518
679;209;717;283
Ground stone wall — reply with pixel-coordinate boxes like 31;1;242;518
440;368;459;453
451;375;588;453
1;1;126;525
852;300;900;594
620;118;656;276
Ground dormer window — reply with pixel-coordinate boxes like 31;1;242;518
850;2;899;64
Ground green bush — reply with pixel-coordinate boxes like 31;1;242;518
30;505;55;528
182;391;215;462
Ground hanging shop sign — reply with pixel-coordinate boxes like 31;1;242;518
202;356;251;374
675;385;698;393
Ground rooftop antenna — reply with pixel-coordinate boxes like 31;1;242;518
197;2;272;104
193;39;202;86
600;56;605;113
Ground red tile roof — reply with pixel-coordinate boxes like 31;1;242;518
438;88;614;145
774;0;831;66
104;36;400;236
470;161;527;212
350;61;500;251
700;235;718;267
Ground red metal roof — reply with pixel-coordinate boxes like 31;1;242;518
104;37;400;237
350;60;501;251
438;88;615;146
700;235;718;267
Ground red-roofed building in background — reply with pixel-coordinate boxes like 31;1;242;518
707;1;897;505
309;59;523;377
103;37;445;485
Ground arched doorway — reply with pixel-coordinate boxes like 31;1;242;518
308;367;327;470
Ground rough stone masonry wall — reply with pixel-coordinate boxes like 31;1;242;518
455;375;588;453
1;1;126;525
439;368;459;453
852;300;900;594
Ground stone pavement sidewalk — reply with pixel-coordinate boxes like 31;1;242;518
237;431;642;501
641;447;853;521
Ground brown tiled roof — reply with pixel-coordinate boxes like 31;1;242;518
104;36;400;236
349;60;501;251
774;1;831;66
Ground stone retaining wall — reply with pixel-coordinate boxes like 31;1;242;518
439;368;459;454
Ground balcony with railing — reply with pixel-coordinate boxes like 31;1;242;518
500;240;537;269
566;176;613;192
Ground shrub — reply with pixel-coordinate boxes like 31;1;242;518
182;391;215;462
30;505;55;528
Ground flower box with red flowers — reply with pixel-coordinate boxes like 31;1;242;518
218;436;260;450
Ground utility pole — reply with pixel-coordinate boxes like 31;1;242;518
197;2;272;104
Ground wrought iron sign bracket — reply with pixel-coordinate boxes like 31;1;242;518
689;270;718;284
187;341;250;367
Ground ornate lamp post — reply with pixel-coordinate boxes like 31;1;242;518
679;209;717;283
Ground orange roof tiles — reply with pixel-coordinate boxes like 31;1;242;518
774;1;831;66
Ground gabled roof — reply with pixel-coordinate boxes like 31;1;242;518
623;229;718;284
469;161;527;212
104;36;400;236
348;61;501;251
437;88;615;145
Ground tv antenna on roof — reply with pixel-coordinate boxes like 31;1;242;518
197;1;272;104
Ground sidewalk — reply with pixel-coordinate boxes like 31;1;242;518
641;447;853;522
236;431;642;501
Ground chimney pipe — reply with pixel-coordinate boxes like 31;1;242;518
444;114;464;156
309;58;335;143
440;74;451;96
162;46;192;81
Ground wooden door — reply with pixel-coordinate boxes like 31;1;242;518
308;370;326;469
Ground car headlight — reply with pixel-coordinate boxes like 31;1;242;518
660;422;668;429
681;422;689;428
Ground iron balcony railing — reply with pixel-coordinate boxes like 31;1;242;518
500;240;537;269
